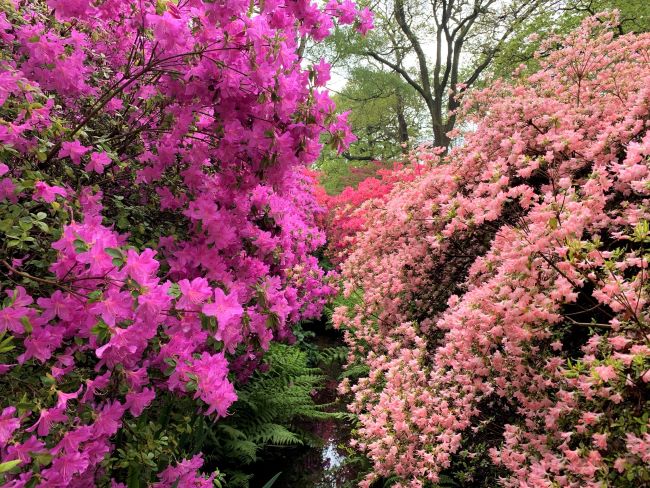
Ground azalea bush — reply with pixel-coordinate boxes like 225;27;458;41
333;14;650;487
315;159;430;265
0;0;372;485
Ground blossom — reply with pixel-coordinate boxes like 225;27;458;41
85;151;111;173
0;407;20;446
0;0;367;483
594;365;617;383
177;278;212;310
313;59;331;86
202;288;243;327
33;181;67;203
125;388;155;417
186;353;237;417
124;248;159;286
89;289;133;326
58;140;90;165
27;407;67;436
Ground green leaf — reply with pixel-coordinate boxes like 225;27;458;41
104;247;123;259
0;459;21;474
20;316;32;334
167;283;181;298
261;472;282;488
73;238;88;253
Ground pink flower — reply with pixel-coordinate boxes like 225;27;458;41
124;248;159;286
202;288;243;327
185;352;237;417
46;451;90;485
313;59;331;86
27;407;67;436
93;401;125;436
125;387;156;416
594;365;617;382
89;289;133;326
58;140;90;165
85;151;111;173
37;290;74;322
357;7;374;35
33;181;67;203
613;457;627;473
0;407;21;446
177;278;212;310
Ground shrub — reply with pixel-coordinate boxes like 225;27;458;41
334;14;650;487
0;0;371;485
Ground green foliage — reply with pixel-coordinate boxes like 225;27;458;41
103;342;339;487
314;68;420;195
315;157;393;195
206;343;340;486
333;69;422;157
490;0;650;80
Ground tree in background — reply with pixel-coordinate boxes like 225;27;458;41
314;68;425;195
335;69;423;161
323;0;549;149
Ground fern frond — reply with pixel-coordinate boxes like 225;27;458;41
250;423;303;446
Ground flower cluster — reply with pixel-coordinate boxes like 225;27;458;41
0;0;369;484
315;161;429;264
332;14;650;487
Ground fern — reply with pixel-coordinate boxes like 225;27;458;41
194;342;340;487
339;362;370;380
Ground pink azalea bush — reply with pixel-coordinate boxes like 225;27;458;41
315;160;430;264
333;14;650;487
0;0;371;485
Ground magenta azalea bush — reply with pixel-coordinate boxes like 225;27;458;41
0;0;371;485
333;14;650;487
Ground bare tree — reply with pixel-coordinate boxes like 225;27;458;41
363;0;549;148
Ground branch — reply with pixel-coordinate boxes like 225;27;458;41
364;51;428;101
342;152;376;161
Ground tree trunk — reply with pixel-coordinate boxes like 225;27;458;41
395;92;409;150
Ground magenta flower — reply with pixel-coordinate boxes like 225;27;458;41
125;387;156;416
202;288;243;327
0;406;21;446
177;278;212;310
27;407;67;437
33;181;67;203
37;290;74;322
85;151;111;174
124;248;159;286
58;140;90;165
313;59;331;86
89;289;133;326
92;401;125;436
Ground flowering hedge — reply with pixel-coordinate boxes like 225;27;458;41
315;159;431;265
333;14;650;487
0;0;371;485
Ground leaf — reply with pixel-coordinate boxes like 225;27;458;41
167;283;181;298
0;459;21;473
104;247;123;259
20;316;32;334
261;472;282;488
